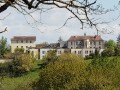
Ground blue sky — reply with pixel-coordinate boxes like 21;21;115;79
0;0;120;44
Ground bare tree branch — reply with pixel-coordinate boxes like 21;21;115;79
0;0;109;30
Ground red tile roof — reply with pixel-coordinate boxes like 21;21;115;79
68;35;103;41
11;36;36;41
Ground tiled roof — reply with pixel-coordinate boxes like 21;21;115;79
36;43;60;48
11;36;36;41
36;44;48;48
68;35;103;41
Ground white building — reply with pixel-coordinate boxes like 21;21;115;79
40;48;55;59
11;36;38;57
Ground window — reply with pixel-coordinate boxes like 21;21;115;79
21;40;23;43
85;51;88;54
90;41;92;45
74;51;76;54
99;47;101;49
42;51;45;54
90;51;91;54
71;47;73;49
30;41;32;43
71;42;72;45
16;40;18;43
21;46;23;48
99;41;101;45
26;46;28;48
17;46;18;48
78;51;81;54
26;40;28;43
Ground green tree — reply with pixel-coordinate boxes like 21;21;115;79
42;50;57;65
14;48;24;53
33;54;92;90
0;36;9;58
115;43;120;56
9;53;36;76
102;47;115;57
58;37;63;43
102;40;116;57
106;40;116;48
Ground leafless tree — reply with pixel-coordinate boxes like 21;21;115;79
0;0;110;32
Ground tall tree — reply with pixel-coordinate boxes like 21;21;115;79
106;39;116;48
0;37;9;58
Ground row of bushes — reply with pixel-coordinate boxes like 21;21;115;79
31;53;120;90
0;53;36;77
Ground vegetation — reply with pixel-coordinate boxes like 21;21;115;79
33;54;120;90
42;50;57;65
0;60;41;90
14;48;24;53
0;53;120;90
0;37;10;58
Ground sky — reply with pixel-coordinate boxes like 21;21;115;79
0;0;120;44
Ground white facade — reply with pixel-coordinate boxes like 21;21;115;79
11;36;37;58
40;48;69;60
57;49;65;56
71;49;95;57
11;43;36;53
40;48;55;59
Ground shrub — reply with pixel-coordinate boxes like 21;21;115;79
8;53;36;77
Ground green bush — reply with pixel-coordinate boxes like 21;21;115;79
33;54;120;90
8;53;36;77
42;50;57;65
33;54;92;90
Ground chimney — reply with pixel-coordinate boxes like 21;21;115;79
84;33;86;36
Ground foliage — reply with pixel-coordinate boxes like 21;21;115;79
33;53;120;90
89;57;120;90
33;54;91;90
85;49;100;59
14;48;24;53
101;47;115;57
0;36;10;58
102;40;116;57
114;43;120;56
58;37;63;42
4;53;14;59
42;50;57;65
106;40;116;48
8;53;36;76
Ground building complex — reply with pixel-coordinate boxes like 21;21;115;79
11;35;105;59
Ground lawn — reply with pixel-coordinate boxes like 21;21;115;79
0;60;42;90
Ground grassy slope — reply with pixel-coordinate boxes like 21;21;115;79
1;60;42;90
